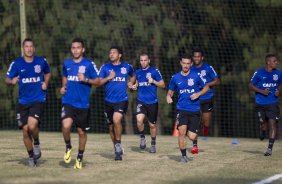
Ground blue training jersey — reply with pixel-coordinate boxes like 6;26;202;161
250;67;282;105
191;63;218;100
99;62;134;103
136;66;163;104
169;71;206;112
6;56;50;104
62;58;99;108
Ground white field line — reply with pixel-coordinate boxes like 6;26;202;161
252;174;282;184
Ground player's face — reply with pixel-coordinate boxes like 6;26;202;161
268;57;279;69
109;49;121;62
71;42;85;59
193;52;204;65
140;55;150;69
22;41;35;57
180;58;192;73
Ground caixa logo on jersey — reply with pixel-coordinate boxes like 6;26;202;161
121;67;127;74
34;65;41;73
78;66;86;73
273;74;278;81
188;78;194;86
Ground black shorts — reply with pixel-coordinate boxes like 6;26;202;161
61;104;90;131
255;103;280;123
136;100;158;123
104;101;128;124
200;98;213;113
16;102;45;129
176;110;200;134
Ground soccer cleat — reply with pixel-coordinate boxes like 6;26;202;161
140;137;146;149
73;158;82;169
149;145;156;153
264;148;272;156
259;130;266;141
191;146;198;154
114;143;123;161
64;148;72;163
33;145;41;160
180;156;188;163
28;157;36;167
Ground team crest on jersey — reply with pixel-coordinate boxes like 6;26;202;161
146;72;152;79
78;66;86;73
121;67;127;74
273;74;278;81
200;70;206;77
188;78;194;86
34;65;41;73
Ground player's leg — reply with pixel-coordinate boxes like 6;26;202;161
22;124;36;166
104;102;115;144
27;116;41;160
148;103;158;153
62;117;73;163
201;111;212;136
178;125;188;162
256;104;267;141
189;111;200;154
74;127;87;169
113;112;123;160
137;113;146;149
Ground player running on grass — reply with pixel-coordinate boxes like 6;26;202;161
167;54;209;163
60;38;100;169
190;48;220;154
132;53;165;153
249;53;282;156
99;46;135;161
5;38;51;167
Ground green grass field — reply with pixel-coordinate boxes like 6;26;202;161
1;131;282;184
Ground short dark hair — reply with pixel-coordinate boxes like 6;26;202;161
180;53;192;60
71;38;85;48
110;46;123;55
22;38;34;46
192;48;204;56
265;53;277;62
140;52;149;58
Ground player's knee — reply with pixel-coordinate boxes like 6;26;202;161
149;123;156;129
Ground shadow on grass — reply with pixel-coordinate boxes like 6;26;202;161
95;152;114;160
58;160;92;168
158;154;194;162
8;158;47;167
129;146;150;153
242;150;263;155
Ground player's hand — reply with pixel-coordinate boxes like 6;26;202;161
262;88;270;96
190;93;200;100
275;89;280;96
131;83;138;90
60;87;67;95
11;76;19;85
166;95;173;104
128;81;133;89
107;70;116;80
78;73;86;82
41;82;48;90
148;77;154;84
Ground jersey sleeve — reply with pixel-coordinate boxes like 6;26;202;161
62;63;67;77
42;58;51;73
98;64;107;78
208;65;218;79
250;71;259;84
88;61;99;79
6;61;18;79
168;76;176;91
154;69;163;82
128;64;135;77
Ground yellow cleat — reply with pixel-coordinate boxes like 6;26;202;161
73;158;82;169
64;148;72;164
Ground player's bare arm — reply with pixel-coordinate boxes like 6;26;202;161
190;85;210;100
166;90;174;104
249;83;270;96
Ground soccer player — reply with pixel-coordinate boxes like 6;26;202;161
132;53;165;153
99;46;135;161
249;54;282;156
190;48;220;154
167;54;209;163
5;38;51;167
60;38;100;169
